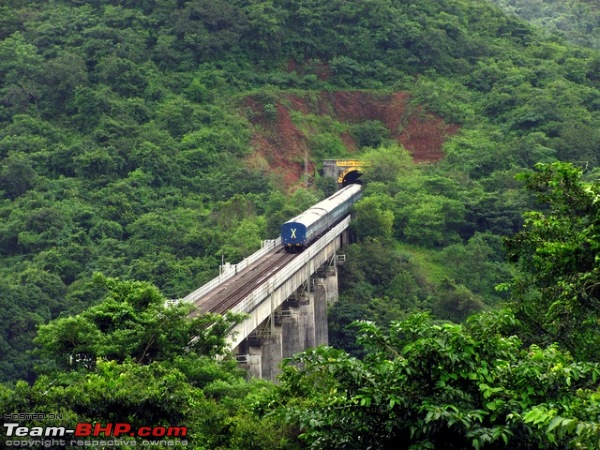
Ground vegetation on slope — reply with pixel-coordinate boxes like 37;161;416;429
1;277;301;449
2;0;600;447
490;0;600;50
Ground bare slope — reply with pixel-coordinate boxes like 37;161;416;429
244;91;459;187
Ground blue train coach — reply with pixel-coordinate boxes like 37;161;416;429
281;184;362;251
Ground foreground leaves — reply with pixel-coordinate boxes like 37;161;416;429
0;276;299;450
272;312;600;449
506;162;600;361
33;274;243;372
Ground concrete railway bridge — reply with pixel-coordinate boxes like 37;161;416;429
179;216;352;381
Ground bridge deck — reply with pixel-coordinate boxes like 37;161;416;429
189;249;298;316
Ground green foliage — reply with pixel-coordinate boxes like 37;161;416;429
436;233;513;303
0;32;45;116
0;273;297;449
394;189;466;247
331;241;434;355
403;196;465;247
411;75;476;123
430;278;486;323
0;359;298;449
361;143;414;184
219;217;266;262
273;312;600;449
350;120;390;148
307;132;348;160
351;195;394;242
443;126;514;179
506;162;600;362
491;0;600;51
0;153;37;199
33;275;243;372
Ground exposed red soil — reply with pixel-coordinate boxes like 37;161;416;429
244;98;315;188
244;91;459;188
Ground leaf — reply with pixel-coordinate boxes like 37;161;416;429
357;395;372;407
561;418;577;434
547;416;563;433
486;400;500;411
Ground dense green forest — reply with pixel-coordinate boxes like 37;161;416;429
2;0;600;448
491;0;600;49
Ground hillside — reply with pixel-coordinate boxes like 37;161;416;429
1;0;600;381
0;0;600;379
490;0;600;49
246;91;459;186
2;1;600;448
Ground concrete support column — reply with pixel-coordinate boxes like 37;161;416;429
260;331;282;382
324;261;339;306
299;291;316;350
341;229;350;247
246;348;262;379
281;302;302;359
236;315;284;382
314;261;339;346
313;280;328;346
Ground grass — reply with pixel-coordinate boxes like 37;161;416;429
395;241;450;285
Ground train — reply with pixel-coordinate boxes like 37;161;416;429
281;183;363;251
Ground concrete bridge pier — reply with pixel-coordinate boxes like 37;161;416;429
236;258;339;381
256;333;281;381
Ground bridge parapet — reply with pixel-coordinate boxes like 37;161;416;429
181;238;281;305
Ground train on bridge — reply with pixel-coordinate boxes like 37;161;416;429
281;184;362;251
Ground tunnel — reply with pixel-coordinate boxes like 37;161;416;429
339;168;363;187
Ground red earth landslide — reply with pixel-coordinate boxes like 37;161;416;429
244;91;459;188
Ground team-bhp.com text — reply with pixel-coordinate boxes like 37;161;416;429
4;423;189;447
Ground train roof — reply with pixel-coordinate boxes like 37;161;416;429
283;184;362;227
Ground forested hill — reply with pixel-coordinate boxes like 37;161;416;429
0;0;598;391
490;0;600;50
3;1;600;448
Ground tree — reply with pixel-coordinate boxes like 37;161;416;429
437;232;512;304
273;312;600;449
40;52;88;115
361;144;414;184
0;153;37;199
430;278;486;323
505;162;600;361
34;274;242;372
399;194;465;247
352;195;394;242
219;218;265;262
1;275;299;449
0;32;44;114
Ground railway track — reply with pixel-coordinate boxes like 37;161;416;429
189;248;297;317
